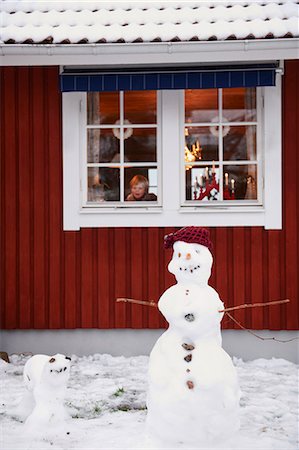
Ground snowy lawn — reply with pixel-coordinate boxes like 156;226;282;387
0;353;298;450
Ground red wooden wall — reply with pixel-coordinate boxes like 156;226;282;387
1;62;298;330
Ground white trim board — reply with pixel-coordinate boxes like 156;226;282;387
1;39;299;66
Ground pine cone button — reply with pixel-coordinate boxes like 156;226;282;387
186;380;194;389
182;343;195;351
184;354;192;362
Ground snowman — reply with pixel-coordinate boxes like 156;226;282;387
146;227;240;447
19;353;71;434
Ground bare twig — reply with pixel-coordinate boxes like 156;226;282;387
219;299;290;313
116;298;157;308
225;312;299;343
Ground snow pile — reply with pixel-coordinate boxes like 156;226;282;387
0;353;298;449
0;0;298;43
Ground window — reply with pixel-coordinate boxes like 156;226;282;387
182;88;261;206
63;80;281;230
83;91;160;206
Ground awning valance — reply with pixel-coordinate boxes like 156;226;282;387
60;64;278;92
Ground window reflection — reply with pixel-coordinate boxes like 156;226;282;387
87;92;119;125
87;167;120;202
125;167;158;201
185;165;219;202
185;89;218;123
185;127;218;162
223;126;256;161
223;165;257;200
124;128;157;163
124;91;157;124
87;129;120;163
223;88;256;122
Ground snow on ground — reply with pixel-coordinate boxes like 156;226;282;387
0;353;298;450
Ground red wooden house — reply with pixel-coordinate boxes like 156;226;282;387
1;1;298;361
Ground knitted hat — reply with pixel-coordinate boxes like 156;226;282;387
164;227;213;252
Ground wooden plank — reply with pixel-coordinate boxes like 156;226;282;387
47;67;62;329
283;60;298;330
91;229;98;328
64;232;77;328
130;228;144;328
32;67;47;328
107;228;115;328
3;68;17;328
232;228;246;328
250;227;264;329
147;227;161;328
17;67;31;328
267;231;282;330
80;229;93;327
98;228;111;328
114;228;128;328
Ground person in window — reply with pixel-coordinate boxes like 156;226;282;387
126;175;157;202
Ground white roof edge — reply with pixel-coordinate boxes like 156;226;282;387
1;39;298;66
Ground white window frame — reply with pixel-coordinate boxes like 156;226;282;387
62;77;282;230
179;89;263;207
81;91;162;209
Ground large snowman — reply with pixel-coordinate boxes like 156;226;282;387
146;227;240;446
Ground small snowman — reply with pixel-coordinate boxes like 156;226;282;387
146;227;240;447
20;353;71;434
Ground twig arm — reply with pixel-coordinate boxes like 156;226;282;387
219;299;290;313
116;298;158;308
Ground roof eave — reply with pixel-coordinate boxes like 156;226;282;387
1;38;298;66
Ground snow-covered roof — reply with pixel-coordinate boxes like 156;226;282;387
0;1;298;45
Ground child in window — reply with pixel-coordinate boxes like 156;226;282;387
126;175;157;201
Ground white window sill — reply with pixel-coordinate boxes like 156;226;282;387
80;206;163;214
179;206;265;213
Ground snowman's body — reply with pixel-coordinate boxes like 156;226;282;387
147;238;240;445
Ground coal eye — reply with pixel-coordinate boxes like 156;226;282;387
178;253;181;258
50;369;53;372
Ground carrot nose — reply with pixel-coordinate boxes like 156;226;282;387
186;253;191;260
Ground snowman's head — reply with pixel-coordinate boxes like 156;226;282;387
165;227;213;286
42;353;71;387
168;240;213;285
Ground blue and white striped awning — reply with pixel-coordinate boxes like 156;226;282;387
60;64;277;92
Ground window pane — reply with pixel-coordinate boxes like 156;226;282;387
125;167;158;201
223;88;256;122
87;129;120;163
124;91;157;124
87;92;119;125
87;167;120;202
185;89;218;123
185;165;219;202
185;126;218;162
223;165;258;200
223;125;256;161
124;128;156;162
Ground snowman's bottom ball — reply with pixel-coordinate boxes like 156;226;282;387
146;389;240;445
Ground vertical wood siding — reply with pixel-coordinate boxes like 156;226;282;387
1;63;298;330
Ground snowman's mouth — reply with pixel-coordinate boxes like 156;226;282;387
179;265;200;274
51;367;68;374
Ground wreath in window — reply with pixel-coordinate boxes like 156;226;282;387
113;119;133;140
209;116;230;137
